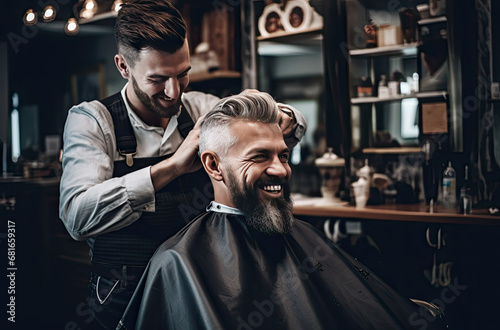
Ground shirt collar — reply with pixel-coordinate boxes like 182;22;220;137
206;201;245;215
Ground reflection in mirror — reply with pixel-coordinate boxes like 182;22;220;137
271;77;324;197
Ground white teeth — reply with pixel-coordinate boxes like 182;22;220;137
263;185;281;192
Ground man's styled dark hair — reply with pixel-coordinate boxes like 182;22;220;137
115;0;187;67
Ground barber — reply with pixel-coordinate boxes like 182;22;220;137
58;1;306;329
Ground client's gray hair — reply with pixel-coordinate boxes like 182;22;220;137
199;92;280;157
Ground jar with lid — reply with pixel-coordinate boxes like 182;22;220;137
357;76;373;97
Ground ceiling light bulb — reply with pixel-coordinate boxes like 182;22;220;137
84;0;98;12
80;8;94;19
23;9;37;26
113;0;123;12
65;18;79;35
42;5;56;22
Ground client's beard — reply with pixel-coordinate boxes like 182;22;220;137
227;172;294;235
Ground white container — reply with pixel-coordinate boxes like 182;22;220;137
314;148;345;206
388;81;400;96
378;86;390;98
352;177;369;209
442;161;456;208
378;24;403;47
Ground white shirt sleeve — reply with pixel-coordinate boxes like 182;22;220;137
59;101;155;241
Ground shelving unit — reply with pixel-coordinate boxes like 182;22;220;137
345;1;455;153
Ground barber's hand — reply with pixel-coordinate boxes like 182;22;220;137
150;115;205;192
278;106;296;138
170;114;206;176
241;89;297;137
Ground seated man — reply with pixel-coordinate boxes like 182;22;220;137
117;92;442;329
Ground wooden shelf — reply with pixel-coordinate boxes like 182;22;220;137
256;28;322;42
362;147;423;154
293;203;500;226
189;70;241;83
351;91;448;104
415;91;449;99
349;43;418;57
418;16;447;25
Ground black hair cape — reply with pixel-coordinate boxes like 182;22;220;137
117;211;443;329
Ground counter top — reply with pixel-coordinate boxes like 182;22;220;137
0;176;60;195
293;197;499;226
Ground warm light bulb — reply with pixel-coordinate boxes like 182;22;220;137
80;8;94;19
84;0;98;12
23;9;37;26
42;5;56;22
26;12;36;22
113;0;123;12
65;18;79;35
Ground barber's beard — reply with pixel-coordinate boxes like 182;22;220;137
227;172;294;235
131;76;181;118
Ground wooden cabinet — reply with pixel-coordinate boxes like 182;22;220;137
294;205;500;329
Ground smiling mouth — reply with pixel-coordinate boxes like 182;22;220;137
158;94;174;102
261;184;283;194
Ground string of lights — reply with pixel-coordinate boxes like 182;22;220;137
22;0;123;35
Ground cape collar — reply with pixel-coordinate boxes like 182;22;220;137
206;201;245;216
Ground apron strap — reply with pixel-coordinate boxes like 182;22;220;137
101;92;195;167
101;92;136;166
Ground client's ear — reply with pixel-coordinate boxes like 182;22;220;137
201;151;223;181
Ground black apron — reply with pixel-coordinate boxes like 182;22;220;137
91;92;212;278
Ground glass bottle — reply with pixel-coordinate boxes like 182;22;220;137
459;165;472;214
442;161;456;209
357;76;373;97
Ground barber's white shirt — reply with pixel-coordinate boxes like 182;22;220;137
59;85;219;241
